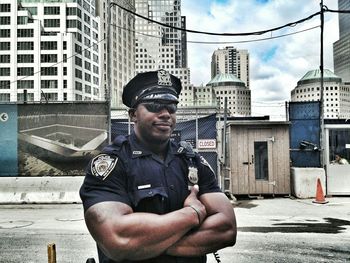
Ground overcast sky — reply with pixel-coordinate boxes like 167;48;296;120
181;0;339;120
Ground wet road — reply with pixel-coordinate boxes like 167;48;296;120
0;197;350;263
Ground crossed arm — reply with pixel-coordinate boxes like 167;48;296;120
84;186;237;262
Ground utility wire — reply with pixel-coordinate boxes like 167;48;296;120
111;1;321;36
187;26;320;44
116;21;320;44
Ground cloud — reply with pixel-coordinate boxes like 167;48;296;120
182;0;339;119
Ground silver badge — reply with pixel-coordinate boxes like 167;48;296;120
188;166;198;186
157;69;172;86
91;154;118;180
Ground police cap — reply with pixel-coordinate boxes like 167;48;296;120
122;69;182;108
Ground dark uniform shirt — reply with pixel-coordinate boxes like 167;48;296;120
80;132;221;263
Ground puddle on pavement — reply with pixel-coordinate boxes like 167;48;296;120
238;217;350;234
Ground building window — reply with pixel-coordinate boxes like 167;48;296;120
17;67;34;76
67;7;81;17
0;29;10;38
0;4;11;12
0;16;10;25
17;29;34;37
26;7;37;15
17;16;28;25
0;42;10;50
17;54;34;63
63;67;67;75
41;80;58;89
75;44;82;54
75;69;82;79
41;92;58;101
41;41;57;50
41;67;57;76
44;6;60;15
0;54;10;63
17;42;34;50
0;80;10;89
0;93;10;102
17;80;34;89
41;54;57;63
75;56;82;66
84;73;91;82
44;19;60;27
0;67;10;76
63;80;67;89
75;81;82;91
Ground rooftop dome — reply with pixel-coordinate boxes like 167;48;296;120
297;69;342;86
206;73;246;88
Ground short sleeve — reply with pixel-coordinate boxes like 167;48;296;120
197;154;221;195
79;153;131;212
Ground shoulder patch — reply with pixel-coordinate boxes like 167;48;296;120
91;154;118;180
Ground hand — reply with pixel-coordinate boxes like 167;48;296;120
184;185;207;225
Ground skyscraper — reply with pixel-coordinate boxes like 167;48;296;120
0;0;101;102
97;0;135;108
333;0;350;84
134;0;192;106
211;46;250;89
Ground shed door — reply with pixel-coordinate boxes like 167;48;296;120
247;129;274;194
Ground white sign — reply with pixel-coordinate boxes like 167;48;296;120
198;139;217;149
0;112;8;122
346;144;350;149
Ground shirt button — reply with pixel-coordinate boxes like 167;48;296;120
148;191;153;195
169;185;175;190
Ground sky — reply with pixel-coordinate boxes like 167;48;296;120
181;0;339;120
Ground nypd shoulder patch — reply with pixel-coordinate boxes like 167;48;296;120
91;154;118;180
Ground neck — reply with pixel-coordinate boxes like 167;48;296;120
134;133;169;159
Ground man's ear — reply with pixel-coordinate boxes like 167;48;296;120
128;108;137;122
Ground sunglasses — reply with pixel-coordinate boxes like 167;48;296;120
141;102;177;114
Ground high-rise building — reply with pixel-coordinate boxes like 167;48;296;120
97;0;135;108
211;46;250;88
0;0;101;102
333;0;350;84
290;69;350;119
206;73;251;117
134;0;191;107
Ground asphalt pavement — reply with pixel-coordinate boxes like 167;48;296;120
1;196;350;263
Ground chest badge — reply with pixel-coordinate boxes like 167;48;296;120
188;166;198;188
91;154;118;180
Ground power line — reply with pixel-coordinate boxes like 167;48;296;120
111;1;321;37
187;26;320;44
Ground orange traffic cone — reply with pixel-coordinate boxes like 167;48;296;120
312;178;328;204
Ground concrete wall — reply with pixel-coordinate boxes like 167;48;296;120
291;167;326;198
0;177;83;203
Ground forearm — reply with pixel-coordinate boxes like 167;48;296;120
166;212;236;256
86;203;199;261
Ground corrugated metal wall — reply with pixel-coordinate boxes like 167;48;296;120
289;101;321;167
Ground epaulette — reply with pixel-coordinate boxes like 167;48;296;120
178;141;195;158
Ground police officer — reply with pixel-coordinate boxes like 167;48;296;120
80;69;237;263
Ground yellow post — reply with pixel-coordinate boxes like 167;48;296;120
47;243;56;263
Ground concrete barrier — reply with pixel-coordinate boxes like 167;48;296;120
290;167;326;199
0;176;84;203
